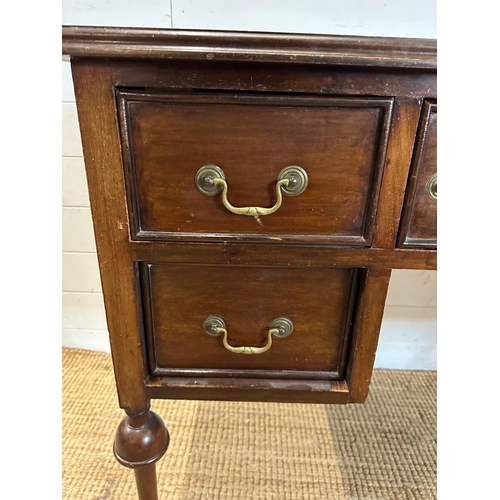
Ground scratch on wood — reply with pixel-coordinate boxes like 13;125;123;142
254;216;264;226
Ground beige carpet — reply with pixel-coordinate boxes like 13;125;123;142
62;348;436;499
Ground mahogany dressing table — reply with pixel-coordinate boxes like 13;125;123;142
62;26;437;500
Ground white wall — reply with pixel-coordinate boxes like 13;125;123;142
62;0;437;370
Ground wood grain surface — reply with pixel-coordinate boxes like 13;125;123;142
143;263;358;378
398;101;437;248
119;91;391;245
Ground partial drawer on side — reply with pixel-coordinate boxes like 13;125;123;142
117;91;393;246
398;100;437;249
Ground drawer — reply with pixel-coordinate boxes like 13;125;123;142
140;263;360;380
398;101;437;248
118;91;393;245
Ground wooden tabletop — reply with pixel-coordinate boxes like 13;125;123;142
62;26;437;69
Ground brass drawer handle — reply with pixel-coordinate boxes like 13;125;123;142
195;164;308;217
202;315;293;354
426;173;437;201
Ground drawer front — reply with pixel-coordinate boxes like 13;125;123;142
141;263;359;380
398;101;437;248
118;91;392;245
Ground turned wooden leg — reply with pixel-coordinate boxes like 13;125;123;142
133;464;159;500
114;410;170;500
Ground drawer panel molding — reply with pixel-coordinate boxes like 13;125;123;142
118;91;393;246
398;100;437;248
140;262;360;380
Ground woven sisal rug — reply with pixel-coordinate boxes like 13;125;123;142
62;348;436;499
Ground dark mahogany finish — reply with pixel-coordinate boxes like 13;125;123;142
118;91;392;245
63;26;437;500
398;100;437;248
62;26;437;69
114;410;169;500
142;263;358;378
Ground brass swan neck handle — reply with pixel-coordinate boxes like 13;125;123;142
426;173;437;201
202;315;293;355
195;164;308;217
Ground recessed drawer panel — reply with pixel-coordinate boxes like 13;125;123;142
118;91;392;245
141;263;359;380
398;101;437;248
